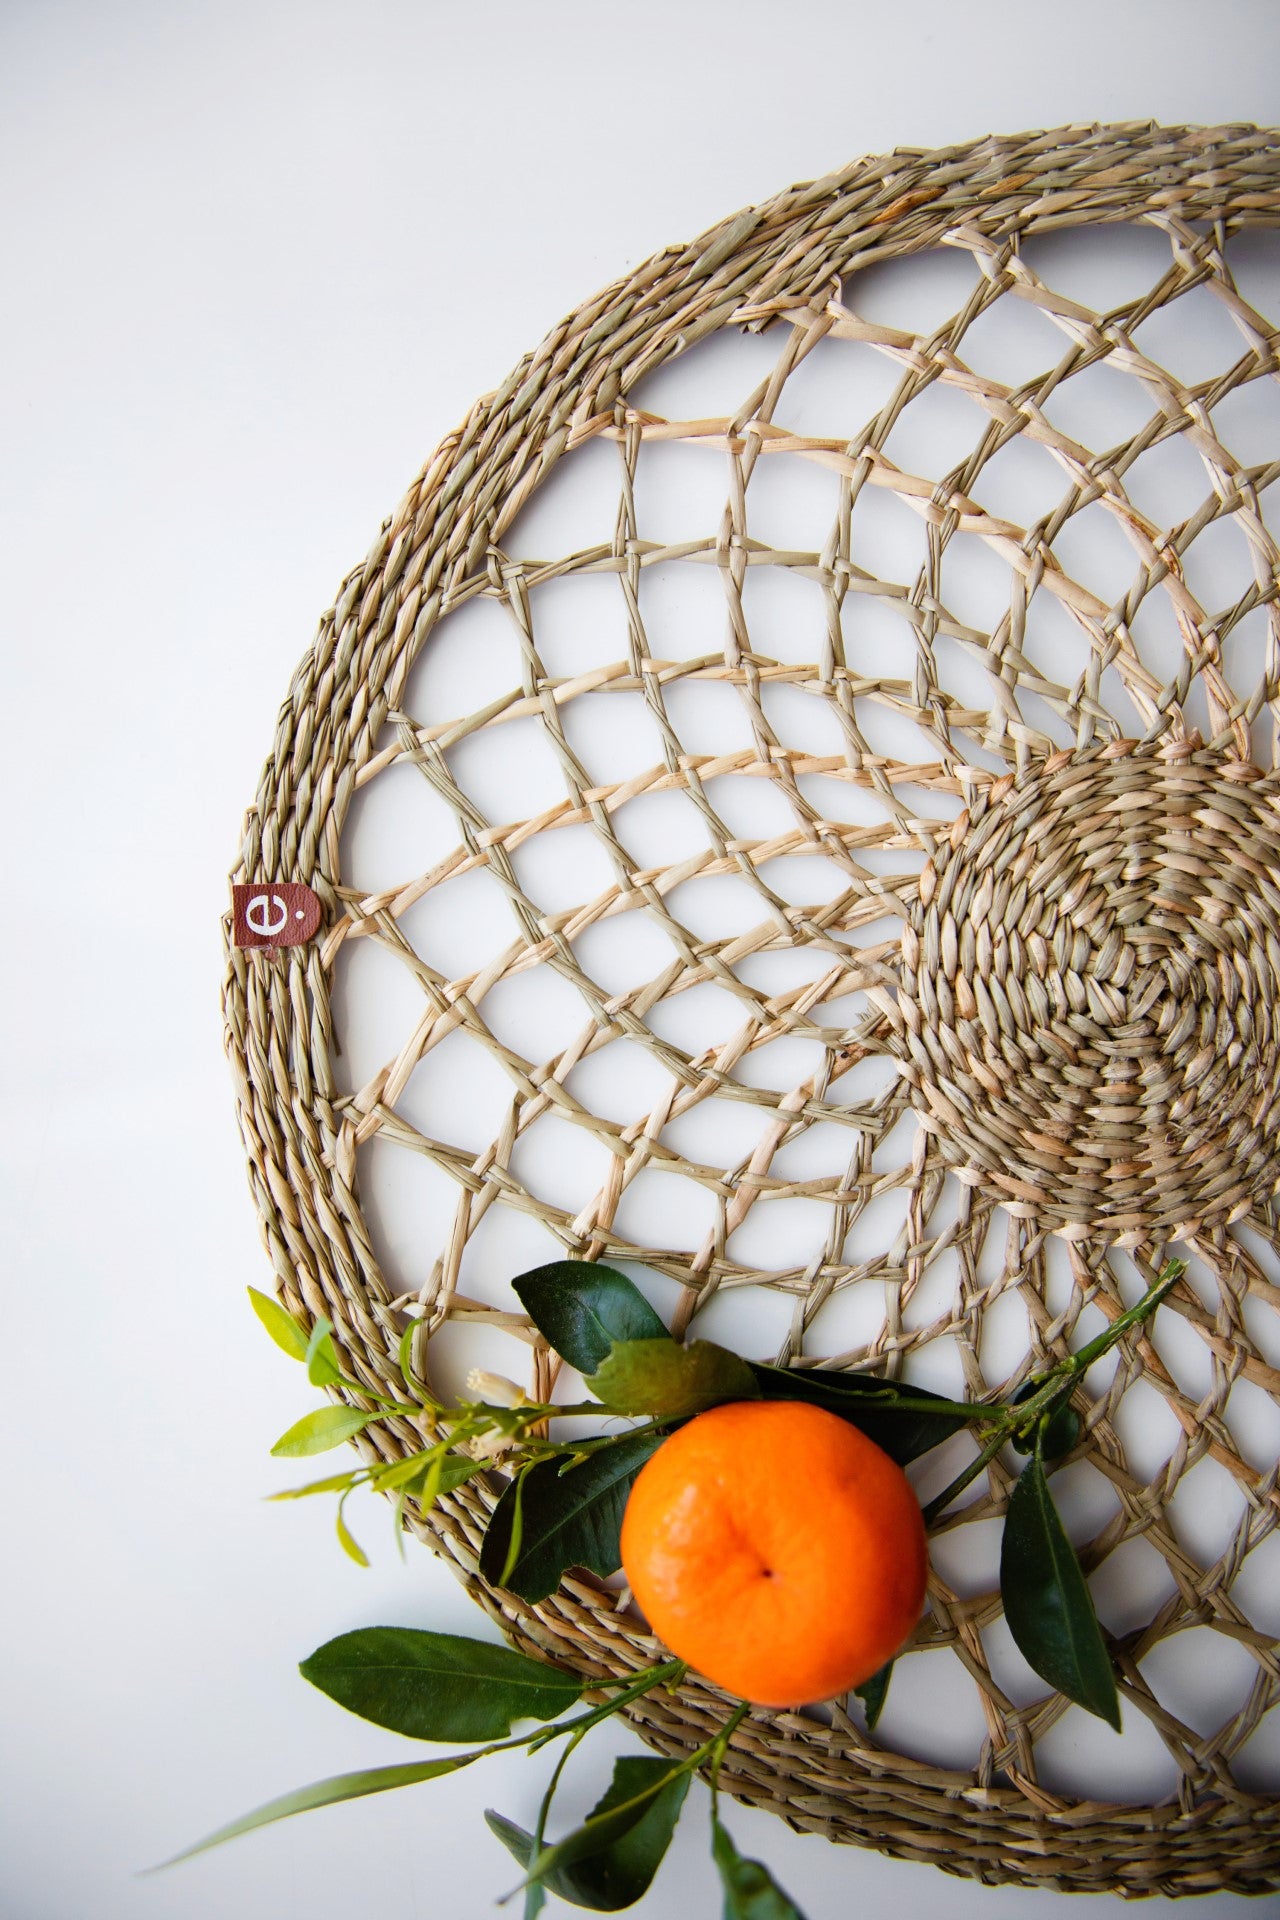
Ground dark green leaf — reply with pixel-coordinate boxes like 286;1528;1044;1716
508;1757;692;1904
853;1660;892;1733
479;1431;663;1602
750;1362;975;1464
150;1752;481;1867
711;1817;808;1920
305;1318;344;1388
999;1452;1120;1729
588;1339;758;1419
487;1814;548;1915
300;1627;582;1741
269;1406;375;1457
247;1285;309;1360
1009;1382;1082;1458
487;1758;689;1910
514;1262;670;1374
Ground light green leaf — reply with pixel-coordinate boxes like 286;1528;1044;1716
397;1315;437;1402
366;1448;477;1535
587;1339;758;1419
151;1753;482;1868
267;1470;361;1502
335;1506;369;1567
416;1451;444;1512
270;1407;375;1458
428;1453;481;1500
499;1463;532;1589
306;1318;344;1388
247;1286;308;1360
299;1627;582;1742
369;1450;438;1493
391;1454;439;1548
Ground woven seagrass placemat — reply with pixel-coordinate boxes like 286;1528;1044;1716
224;123;1280;1896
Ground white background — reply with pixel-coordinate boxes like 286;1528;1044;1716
3;4;1280;1917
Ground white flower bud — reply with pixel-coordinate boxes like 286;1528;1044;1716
465;1368;527;1409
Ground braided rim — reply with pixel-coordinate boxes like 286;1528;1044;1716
223;123;1280;1897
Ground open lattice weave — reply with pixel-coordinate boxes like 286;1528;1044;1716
224;124;1280;1896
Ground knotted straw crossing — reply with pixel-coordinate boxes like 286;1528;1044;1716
224;125;1280;1895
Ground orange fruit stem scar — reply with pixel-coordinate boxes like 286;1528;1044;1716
619;1399;928;1709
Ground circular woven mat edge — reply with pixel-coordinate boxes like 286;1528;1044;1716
223;121;1280;1899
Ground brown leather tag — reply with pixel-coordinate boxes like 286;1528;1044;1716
232;882;323;949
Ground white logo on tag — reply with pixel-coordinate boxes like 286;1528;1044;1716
245;892;289;938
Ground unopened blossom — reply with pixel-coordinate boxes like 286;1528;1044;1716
466;1368;528;1410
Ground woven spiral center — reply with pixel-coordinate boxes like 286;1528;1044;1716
895;747;1280;1242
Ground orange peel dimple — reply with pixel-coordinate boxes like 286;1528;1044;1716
619;1398;928;1708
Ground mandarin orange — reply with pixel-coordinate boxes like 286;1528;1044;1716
619;1398;927;1708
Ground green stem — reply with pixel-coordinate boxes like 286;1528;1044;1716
386;1660;689;1791
922;1258;1184;1525
705;1701;751;1806
524;1722;587;1918
526;1659;687;1753
706;1700;752;1821
920;1423;1010;1527
787;1383;992;1421
533;1726;583;1843
526;1400;619;1418
516;1696;749;1901
497;1417;681;1474
336;1375;430;1418
1059;1258;1185;1373
541;1417;677;1453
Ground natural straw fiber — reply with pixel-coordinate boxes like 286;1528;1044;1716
224;125;1280;1896
897;743;1280;1244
